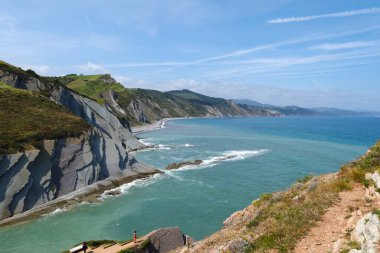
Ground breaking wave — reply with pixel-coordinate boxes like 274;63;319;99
41;208;67;217
139;138;155;146
181;143;195;147
170;149;269;171
99;173;164;200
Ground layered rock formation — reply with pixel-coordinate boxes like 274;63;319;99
0;64;154;220
165;160;203;170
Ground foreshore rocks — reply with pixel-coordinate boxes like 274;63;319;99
0;163;161;227
165;160;203;170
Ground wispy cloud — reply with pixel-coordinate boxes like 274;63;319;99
82;5;95;40
103;25;380;69
21;64;51;75
310;40;380;50
78;61;107;74
268;7;380;24
202;47;380;79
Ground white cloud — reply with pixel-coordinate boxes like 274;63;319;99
268;7;380;24
78;61;107;74
310;40;380;50
22;65;51;76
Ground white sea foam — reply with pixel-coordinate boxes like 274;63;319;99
139;138;155;146
41;208;67;217
170;149;269;171
157;144;171;150
99;173;164;200
101;150;268;199
181;143;195;147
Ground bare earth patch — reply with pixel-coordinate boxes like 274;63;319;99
294;183;380;253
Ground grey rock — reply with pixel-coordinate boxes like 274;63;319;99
371;172;380;189
307;180;319;192
165;160;203;170
350;213;380;253
146;227;193;253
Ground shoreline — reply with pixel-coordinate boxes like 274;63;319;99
0;163;162;228
131;117;184;134
130;116;220;135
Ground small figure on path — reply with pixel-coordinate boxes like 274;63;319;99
186;235;190;249
133;230;137;243
82;242;88;253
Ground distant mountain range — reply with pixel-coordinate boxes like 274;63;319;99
232;99;380;117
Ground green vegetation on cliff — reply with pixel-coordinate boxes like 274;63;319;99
65;74;125;104
168;89;226;105
0;82;89;154
244;141;380;252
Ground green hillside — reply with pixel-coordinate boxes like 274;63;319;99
167;89;225;105
64;74;125;104
56;74;280;125
0;82;89;154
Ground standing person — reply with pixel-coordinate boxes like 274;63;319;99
133;230;137;243
82;242;88;253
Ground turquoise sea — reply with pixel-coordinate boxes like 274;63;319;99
0;117;379;253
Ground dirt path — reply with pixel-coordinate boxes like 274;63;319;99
87;236;148;253
294;184;380;253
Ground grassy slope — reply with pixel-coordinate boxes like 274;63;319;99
167;89;225;105
0;82;90;154
243;141;380;252
117;89;207;114
65;74;125;104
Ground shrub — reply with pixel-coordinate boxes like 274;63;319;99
118;248;135;253
297;175;313;183
347;240;361;250
139;238;151;250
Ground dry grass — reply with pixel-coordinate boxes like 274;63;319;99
244;142;380;252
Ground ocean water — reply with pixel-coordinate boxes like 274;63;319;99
0;117;379;253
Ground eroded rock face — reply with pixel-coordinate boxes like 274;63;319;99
0;69;42;91
0;70;150;220
0;128;149;220
146;227;193;253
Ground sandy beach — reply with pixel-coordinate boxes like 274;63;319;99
131;117;188;134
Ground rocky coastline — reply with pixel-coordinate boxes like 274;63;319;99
0;161;162;228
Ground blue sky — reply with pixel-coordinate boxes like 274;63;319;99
1;0;380;110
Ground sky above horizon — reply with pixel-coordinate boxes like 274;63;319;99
1;0;380;110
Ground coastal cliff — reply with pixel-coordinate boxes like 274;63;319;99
60;76;282;125
0;62;155;220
